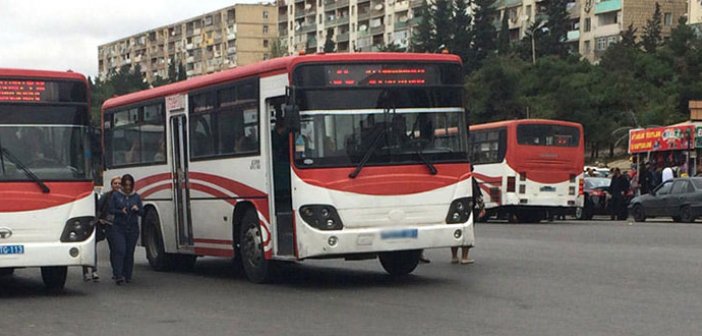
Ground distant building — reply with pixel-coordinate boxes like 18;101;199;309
98;3;278;83
689;0;702;34
276;0;425;54
493;0;687;63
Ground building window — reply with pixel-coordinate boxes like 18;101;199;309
263;10;269;19
664;13;673;26
595;37;607;51
263;25;269;34
584;18;591;32
263;39;269;48
263;53;270;60
584;40;591;53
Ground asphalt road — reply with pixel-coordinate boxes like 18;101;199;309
2;218;701;336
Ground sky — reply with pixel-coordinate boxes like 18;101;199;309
0;1;264;79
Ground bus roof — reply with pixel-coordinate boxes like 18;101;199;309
102;52;462;110
470;119;583;131
0;68;87;82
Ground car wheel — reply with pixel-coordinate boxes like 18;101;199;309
575;207;585;220
680;206;694;223
632;204;646;222
672;216;682;222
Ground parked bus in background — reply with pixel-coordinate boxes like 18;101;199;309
0;68;96;291
101;53;474;283
470;119;584;223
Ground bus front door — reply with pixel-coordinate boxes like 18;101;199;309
170;114;194;249
268;97;294;256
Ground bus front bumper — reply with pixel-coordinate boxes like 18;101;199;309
0;239;95;268
296;222;474;259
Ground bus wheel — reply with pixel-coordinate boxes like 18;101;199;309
575;207;586;220
0;268;14;277
174;255;197;272
41;266;67;292
239;209;271;283
144;210;175;272
379;250;421;276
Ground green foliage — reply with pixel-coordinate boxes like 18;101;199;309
377;42;405;52
469;0;498;72
541;0;570;58
324;29;335;53
88;65;149;127
497;10;511;55
641;2;662;53
270;39;286;58
450;0;472;64
410;0;435;52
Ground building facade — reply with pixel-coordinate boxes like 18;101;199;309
494;0;581;52
98;4;278;83
277;0;424;54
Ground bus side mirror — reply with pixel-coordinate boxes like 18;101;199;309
284;105;300;132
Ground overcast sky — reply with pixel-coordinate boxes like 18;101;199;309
0;1;264;79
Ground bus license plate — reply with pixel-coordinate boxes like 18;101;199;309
0;245;24;255
540;186;556;192
381;229;418;240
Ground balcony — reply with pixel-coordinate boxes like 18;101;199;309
394;20;408;30
595;0;621;15
371;25;384;35
494;0;522;8
300;23;317;33
306;38;317;49
567;30;580;42
337;32;349;42
358;10;371;20
279;13;288;22
409;0;423;8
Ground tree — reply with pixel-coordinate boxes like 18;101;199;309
411;0;436;52
497;9;511;55
668;17;696;57
469;0;498;71
620;24;638;48
324;29;336;53
377;42;405;52
177;62;187;81
541;0;570;58
432;0;455;51
168;57;177;82
270;39;286;58
641;2;662;53
449;0;472;65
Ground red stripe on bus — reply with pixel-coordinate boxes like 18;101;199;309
135;172;172;191
0;182;94;212
194;247;234;258
293;163;471;196
189;172;267;198
140;182;173;199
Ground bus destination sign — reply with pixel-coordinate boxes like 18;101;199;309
0;80;47;102
293;63;463;88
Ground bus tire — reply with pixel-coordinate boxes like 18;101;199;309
0;268;14;277
41;266;67;292
174;254;197;272
379;249;421;276
239;209;271;283
144;209;176;272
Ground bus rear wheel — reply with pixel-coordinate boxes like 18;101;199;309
41;266;67;292
379;250;421;276
239;209;271;283
144;210;176;272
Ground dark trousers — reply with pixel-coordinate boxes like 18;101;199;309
106;225;139;280
610;195;628;220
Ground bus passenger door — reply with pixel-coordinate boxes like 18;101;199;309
170;114;194;249
267;97;294;256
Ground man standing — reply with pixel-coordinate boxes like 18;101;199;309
608;168;630;220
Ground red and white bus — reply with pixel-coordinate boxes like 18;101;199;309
0;69;96;291
470;119;584;222
101;53;474;282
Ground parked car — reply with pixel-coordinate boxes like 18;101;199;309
629;177;702;223
576;176;635;220
584;166;610;177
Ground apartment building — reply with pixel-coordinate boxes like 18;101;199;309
98;4;277;83
494;0;580;46
689;0;702;32
277;0;424;54
579;0;687;62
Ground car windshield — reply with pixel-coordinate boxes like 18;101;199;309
585;177;610;189
0;125;92;181
692;179;702;189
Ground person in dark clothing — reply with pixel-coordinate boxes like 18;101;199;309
107;174;143;285
608;168;630;220
639;163;654;195
83;176;121;282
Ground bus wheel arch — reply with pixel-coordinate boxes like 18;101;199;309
143;206;176;271
233;202;271;283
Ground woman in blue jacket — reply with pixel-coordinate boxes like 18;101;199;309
107;174;143;285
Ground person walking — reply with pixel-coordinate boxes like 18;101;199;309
608;168;630;220
451;168;483;265
107;174;143;285
83;176;122;282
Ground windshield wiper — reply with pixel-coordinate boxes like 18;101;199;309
0;146;50;193
414;142;438;175
349;126;388;179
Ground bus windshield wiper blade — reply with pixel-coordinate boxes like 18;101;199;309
0;146;50;193
414;143;438;175
349;127;387;179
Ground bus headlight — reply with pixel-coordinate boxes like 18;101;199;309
446;198;472;224
60;216;95;242
299;205;343;231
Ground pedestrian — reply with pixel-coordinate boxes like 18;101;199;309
639;162;653;195
662;165;674;184
451;168;482;265
608;168;629;220
83;176;122;282
107;174;143;285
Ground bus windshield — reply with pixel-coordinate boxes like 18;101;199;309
292;63;468;168
516;124;580;147
0;106;92;181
